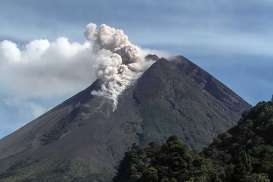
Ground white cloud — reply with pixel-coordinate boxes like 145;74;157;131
0;40;21;62
0;37;96;99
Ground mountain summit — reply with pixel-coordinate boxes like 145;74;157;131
0;56;250;181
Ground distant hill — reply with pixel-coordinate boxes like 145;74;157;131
0;56;250;181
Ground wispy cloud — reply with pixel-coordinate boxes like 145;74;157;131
149;30;273;57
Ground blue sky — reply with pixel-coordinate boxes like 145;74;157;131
0;0;273;138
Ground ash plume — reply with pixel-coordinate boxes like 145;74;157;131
85;23;155;109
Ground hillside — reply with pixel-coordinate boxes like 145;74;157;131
204;101;273;181
114;101;273;182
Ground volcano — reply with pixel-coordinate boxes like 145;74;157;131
0;56;250;182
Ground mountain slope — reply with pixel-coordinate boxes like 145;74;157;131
133;56;250;149
0;56;250;181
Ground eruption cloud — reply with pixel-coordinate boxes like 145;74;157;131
0;23;166;111
85;23;154;109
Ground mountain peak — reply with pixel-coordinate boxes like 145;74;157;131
0;55;250;181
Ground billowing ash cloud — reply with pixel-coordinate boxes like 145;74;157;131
0;23;167;111
84;23;154;108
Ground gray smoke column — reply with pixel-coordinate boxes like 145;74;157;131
85;23;154;109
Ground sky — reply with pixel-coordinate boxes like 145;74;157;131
0;0;273;138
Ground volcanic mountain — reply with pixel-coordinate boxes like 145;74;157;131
0;56;250;182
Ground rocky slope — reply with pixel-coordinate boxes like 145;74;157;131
0;56;250;181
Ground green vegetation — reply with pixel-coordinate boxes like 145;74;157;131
114;101;273;182
204;101;273;181
113;136;221;182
